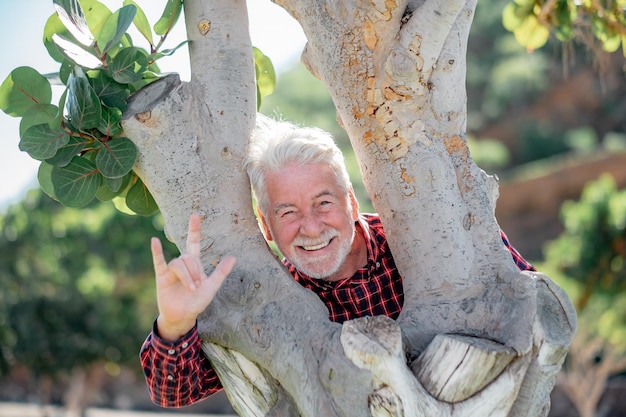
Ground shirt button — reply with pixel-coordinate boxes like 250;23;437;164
167;375;174;381
167;349;176;355
181;342;188;349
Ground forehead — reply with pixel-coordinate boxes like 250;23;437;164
265;162;343;203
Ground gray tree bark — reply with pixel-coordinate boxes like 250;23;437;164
123;1;577;416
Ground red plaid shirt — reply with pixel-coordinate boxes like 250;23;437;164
140;214;534;407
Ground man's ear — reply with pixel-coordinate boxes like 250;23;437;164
256;207;274;241
349;187;359;221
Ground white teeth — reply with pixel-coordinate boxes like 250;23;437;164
302;241;329;251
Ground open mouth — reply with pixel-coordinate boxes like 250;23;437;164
299;237;335;251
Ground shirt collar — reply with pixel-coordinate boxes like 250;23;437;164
292;214;377;289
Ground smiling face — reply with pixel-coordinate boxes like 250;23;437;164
258;161;363;281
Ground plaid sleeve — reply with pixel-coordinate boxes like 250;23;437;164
139;321;223;407
500;230;536;272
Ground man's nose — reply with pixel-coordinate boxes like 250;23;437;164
298;212;324;236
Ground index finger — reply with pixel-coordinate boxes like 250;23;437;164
186;213;202;257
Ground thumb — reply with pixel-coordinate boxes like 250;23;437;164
199;256;236;299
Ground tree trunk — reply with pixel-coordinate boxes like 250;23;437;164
122;0;577;416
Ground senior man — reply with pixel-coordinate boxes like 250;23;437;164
140;116;535;406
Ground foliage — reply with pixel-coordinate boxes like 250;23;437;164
544;174;626;309
503;0;626;55
540;175;626;417
0;0;275;215
0;189;178;378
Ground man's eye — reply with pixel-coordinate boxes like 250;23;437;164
280;210;295;218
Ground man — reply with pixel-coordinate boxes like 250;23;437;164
140;116;535;407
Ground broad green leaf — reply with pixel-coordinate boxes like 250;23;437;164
124;0;153;46
38;161;57;200
98;106;123;136
98;5;137;55
52;156;101;207
96;182;118;201
46;136;87;167
67;73;102;130
90;73;129;111
254;47;276;99
19;104;59;137
20;124;70;160
52;34;102;69
44;13;69;63
154;0;183;36
95;137;137;178
108;47;148;84
109;171;131;193
126;176;158;215
0;67;52;117
53;0;95;46
79;0;114;42
514;15;549;51
96;172;131;200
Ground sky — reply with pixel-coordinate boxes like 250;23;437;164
0;0;306;208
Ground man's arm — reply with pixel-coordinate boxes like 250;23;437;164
140;213;235;407
140;322;223;407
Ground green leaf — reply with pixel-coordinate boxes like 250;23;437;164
98;5;137;55
154;0;183;36
0;67;52;117
46;136;87;167
53;0;95;46
96;172;131;201
126;176;158;215
60;59;75;84
95;137;137;178
51;156;101;207
52;34;102;69
254;47;276;106
108;47;149;84
79;0;114;44
89;73;129;112
67;72;102;130
44;13;69;63
98;106;123;136
19;104;59;137
124;0;153;46
152;40;189;60
38;161;57;200
20;124;70;160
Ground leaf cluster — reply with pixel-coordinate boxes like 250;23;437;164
545;174;626;310
1;0;276;215
503;0;626;55
0;0;191;214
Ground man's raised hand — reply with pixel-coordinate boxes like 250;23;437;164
151;213;236;341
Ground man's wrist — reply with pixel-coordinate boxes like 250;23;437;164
156;316;197;342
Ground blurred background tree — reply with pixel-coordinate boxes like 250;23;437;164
0;189;177;412
540;175;626;417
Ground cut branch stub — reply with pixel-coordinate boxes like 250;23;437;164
412;333;517;402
